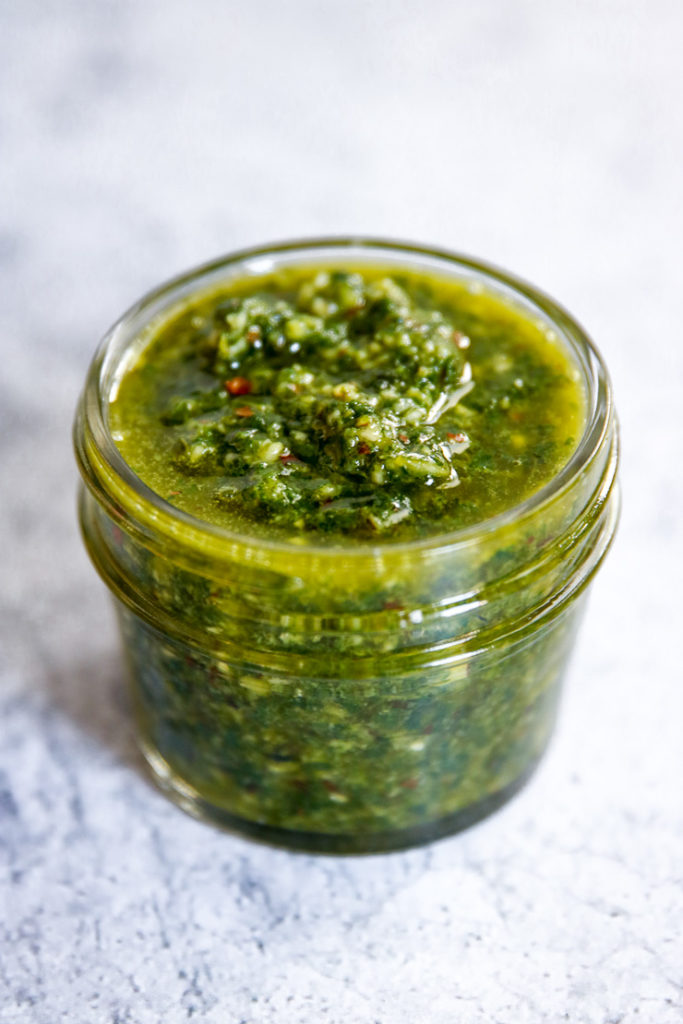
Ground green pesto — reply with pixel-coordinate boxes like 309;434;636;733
111;265;585;542
89;260;601;850
117;597;576;849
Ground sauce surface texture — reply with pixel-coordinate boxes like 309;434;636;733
111;265;585;541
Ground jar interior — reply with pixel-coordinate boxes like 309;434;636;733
75;239;618;852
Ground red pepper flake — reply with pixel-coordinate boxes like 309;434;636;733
400;777;419;790
452;330;470;349
384;599;403;611
357;442;370;455
322;779;341;793
342;304;366;318
235;405;254;417
168;490;182;496
398;433;409;444
447;432;467;443
225;376;252;396
279;453;300;464
246;326;261;343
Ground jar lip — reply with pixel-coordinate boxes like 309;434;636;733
80;235;615;560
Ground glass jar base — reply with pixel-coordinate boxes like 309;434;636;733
140;740;543;855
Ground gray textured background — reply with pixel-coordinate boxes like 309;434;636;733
1;1;682;1022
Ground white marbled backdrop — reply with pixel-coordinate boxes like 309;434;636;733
1;1;682;1022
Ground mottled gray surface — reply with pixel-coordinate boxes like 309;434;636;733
1;1;682;1022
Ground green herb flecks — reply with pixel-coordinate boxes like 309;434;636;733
111;265;585;541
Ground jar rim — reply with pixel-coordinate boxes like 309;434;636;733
77;236;615;563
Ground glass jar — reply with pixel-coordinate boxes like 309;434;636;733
73;238;619;853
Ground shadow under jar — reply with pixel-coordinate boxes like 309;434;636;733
74;238;619;853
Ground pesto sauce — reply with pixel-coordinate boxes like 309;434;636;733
74;253;618;849
111;266;585;542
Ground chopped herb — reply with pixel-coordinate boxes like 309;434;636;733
111;265;585;541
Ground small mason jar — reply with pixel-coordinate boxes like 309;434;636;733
74;239;619;853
